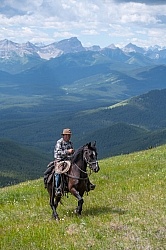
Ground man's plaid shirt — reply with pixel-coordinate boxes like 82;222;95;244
54;138;74;161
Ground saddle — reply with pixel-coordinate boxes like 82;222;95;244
44;160;71;188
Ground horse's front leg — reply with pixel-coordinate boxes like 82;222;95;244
70;187;84;215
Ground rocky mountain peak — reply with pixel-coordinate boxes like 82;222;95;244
53;37;85;53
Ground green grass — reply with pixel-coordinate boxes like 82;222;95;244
0;145;166;250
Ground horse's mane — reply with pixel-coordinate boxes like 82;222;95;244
72;142;97;163
72;146;84;163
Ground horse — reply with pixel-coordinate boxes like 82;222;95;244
46;141;100;220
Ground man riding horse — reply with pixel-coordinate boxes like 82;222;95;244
54;128;95;196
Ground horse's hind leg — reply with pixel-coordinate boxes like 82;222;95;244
50;195;61;220
48;184;60;220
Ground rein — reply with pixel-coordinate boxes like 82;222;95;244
64;173;88;180
64;163;89;180
74;163;87;174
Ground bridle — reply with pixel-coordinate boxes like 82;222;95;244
83;148;98;170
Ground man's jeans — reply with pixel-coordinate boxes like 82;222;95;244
55;173;61;189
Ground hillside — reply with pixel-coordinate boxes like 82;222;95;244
76;124;166;159
0;89;166;162
1;145;166;250
0;139;50;187
80;88;166;131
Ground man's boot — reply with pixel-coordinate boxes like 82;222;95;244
55;187;61;197
55;173;62;196
89;182;96;190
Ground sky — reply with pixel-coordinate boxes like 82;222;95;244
0;0;166;48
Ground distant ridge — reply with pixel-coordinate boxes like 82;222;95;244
0;139;50;187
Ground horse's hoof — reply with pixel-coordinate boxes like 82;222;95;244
52;214;60;221
54;216;60;221
74;209;81;216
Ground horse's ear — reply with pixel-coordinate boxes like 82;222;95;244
86;142;96;148
86;142;91;148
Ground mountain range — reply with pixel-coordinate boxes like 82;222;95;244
0;37;165;108
0;37;166;74
0;37;166;187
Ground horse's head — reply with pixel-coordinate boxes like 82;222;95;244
83;141;100;173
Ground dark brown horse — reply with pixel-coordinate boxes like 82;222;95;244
46;142;100;220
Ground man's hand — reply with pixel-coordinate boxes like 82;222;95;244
67;149;74;154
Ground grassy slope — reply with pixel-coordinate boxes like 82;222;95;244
0;145;166;250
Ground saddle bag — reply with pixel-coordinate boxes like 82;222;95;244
44;161;55;188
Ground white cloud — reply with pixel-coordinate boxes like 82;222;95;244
0;0;165;47
114;0;165;5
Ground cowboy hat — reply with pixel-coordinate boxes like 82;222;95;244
61;128;72;135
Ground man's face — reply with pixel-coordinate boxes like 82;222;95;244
63;134;71;142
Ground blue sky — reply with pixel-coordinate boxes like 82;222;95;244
0;0;165;48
